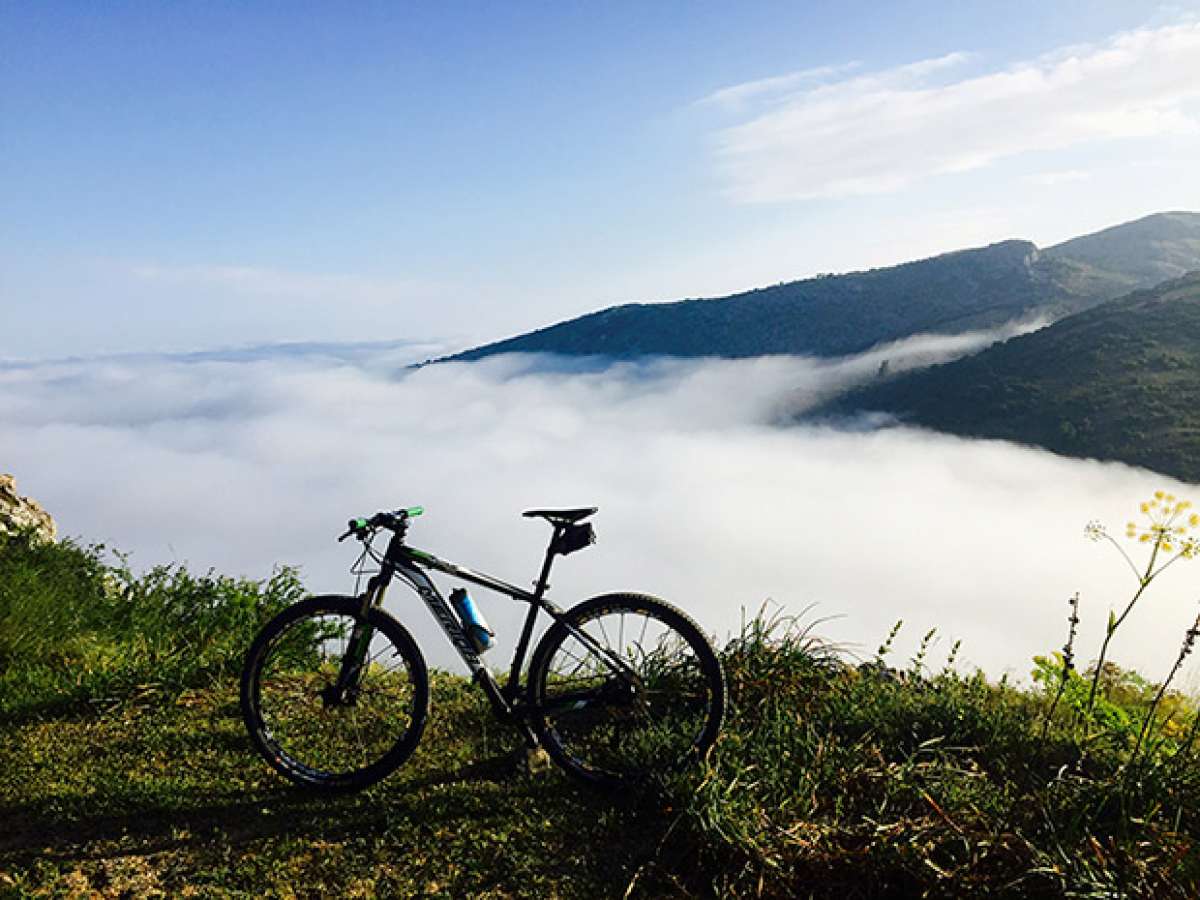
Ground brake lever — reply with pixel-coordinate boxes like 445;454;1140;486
338;518;369;542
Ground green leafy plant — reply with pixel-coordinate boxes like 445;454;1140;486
0;529;304;720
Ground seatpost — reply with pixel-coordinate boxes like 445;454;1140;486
532;526;561;598
505;525;562;700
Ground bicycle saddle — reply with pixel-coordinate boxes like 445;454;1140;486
522;507;597;524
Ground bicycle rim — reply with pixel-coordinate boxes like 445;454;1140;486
247;603;425;788
532;596;723;786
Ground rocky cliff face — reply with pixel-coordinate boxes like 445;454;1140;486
0;474;57;542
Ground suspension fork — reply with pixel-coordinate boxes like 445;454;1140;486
333;563;393;700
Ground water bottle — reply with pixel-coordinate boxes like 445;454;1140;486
450;587;495;654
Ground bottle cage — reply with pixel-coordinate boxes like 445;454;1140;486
554;522;596;556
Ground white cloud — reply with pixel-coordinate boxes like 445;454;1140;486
3;335;1197;685
697;62;865;111
708;22;1200;202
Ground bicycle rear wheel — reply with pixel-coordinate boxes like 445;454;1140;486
240;595;429;791
527;593;725;789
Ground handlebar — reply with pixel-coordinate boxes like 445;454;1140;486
337;506;424;542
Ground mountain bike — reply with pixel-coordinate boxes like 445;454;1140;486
240;506;726;792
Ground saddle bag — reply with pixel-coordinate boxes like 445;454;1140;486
555;522;596;556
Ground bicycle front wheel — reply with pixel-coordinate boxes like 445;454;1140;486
240;595;429;792
527;593;725;789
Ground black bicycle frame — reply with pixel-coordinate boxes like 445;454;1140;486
354;525;631;747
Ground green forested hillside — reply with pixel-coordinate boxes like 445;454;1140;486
445;212;1200;363
1044;211;1200;287
821;272;1200;483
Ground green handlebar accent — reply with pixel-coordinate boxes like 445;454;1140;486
404;506;424;518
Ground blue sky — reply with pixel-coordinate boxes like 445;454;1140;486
4;1;1200;357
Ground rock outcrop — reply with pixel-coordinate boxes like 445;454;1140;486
0;474;57;542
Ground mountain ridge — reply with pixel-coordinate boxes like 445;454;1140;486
441;211;1200;364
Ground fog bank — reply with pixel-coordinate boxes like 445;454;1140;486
2;331;1196;682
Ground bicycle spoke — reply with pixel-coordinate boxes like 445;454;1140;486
366;644;395;666
348;706;367;765
597;617;612;651
553;644;593;679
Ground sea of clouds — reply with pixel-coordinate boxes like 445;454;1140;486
3;328;1199;683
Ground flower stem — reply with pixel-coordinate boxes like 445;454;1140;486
1085;542;1161;716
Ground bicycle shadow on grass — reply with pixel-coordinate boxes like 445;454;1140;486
0;747;627;864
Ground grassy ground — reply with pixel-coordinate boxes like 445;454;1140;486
5;531;1200;898
0;675;673;899
0;533;687;898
